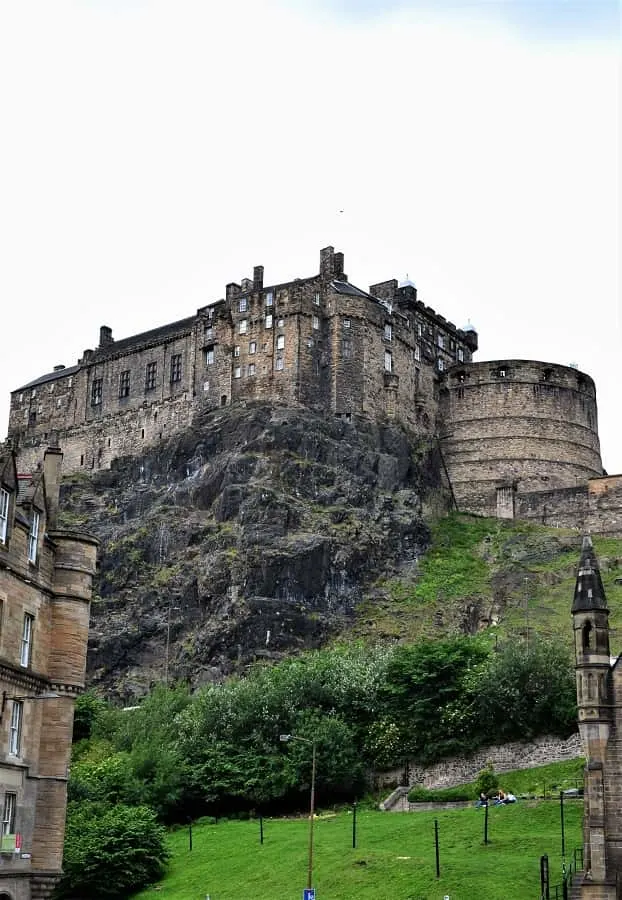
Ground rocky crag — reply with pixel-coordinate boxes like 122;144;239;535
58;404;446;701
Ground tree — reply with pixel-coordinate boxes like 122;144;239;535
56;802;168;899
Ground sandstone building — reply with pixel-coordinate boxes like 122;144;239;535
5;245;621;534
0;448;97;900
573;536;622;898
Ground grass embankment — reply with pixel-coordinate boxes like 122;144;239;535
351;514;622;646
132;801;582;900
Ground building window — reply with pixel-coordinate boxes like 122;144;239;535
205;346;215;366
417;322;423;337
342;338;352;359
20;613;34;667
275;357;284;371
457;347;464;362
414;345;421;362
9;702;22;756
145;362;157;391
234;345;241;358
248;363;256;376
277;318;284;327
265;315;273;329
234;367;241;379
384;351;392;373
438;333;445;349
0;488;9;544
119;370;130;398
204;326;214;342
343;318;351;328
239;319;248;335
276;335;285;350
28;511;39;564
313;291;320;306
312;315;320;330
438;358;445;372
170;354;182;383
265;291;274;307
249;341;257;355
91;378;103;407
384;323;392;341
1;792;16;841
239;297;247;313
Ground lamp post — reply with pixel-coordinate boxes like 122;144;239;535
280;733;317;891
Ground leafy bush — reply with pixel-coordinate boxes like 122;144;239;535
475;764;499;797
407;785;474;802
56;802;168;899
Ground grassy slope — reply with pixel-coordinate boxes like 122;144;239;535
132;802;582;900
347;514;622;649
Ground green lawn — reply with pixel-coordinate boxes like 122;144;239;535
132;801;582;900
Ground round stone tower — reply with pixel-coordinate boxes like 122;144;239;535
439;359;603;516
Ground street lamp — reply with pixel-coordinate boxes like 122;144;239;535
280;733;317;891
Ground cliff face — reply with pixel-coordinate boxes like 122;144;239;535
58;404;444;701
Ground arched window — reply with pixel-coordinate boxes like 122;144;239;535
582;620;592;652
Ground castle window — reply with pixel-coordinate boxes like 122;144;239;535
276;335;285;350
417;323;423;337
277;318;284;327
27;511;40;564
312;315;320;330
342;338;352;359
275;357;284;371
238;297;247;313
239;319;248;335
31;389;36;399
145;362;157;391
248;363;256;377
170;354;182;383
205;346;215;366
8;702;22;756
119;370;130;398
2;792;16;841
313;291;320;306
234;346;240;358
56;398;62;408
18;393;23;403
234;366;241;379
249;341;257;355
20;613;34;667
457;347;464;362
265;291;274;307
438;334;445;350
0;489;9;544
438;358;445;372
91;378;103;407
28;411;36;426
204;326;214;341
265;315;273;329
343;318;351;328
384;351;392;373
203;381;209;392
582;620;592;652
384;324;392;341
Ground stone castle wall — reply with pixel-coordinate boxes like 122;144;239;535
440;360;603;517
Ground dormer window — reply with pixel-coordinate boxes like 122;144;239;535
0;488;9;544
28;510;40;563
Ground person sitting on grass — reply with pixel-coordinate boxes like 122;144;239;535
493;789;506;805
475;791;488;808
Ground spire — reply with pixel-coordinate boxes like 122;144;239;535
572;535;608;613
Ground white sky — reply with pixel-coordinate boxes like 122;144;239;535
1;0;620;472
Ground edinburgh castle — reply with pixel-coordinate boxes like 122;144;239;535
6;246;622;536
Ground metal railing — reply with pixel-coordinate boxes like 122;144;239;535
541;847;583;900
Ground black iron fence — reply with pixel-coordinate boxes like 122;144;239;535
540;847;583;900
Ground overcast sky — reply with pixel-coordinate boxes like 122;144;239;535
1;0;619;472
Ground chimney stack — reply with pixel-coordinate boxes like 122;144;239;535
43;446;63;529
99;326;113;348
253;265;264;290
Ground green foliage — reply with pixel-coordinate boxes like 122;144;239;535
56;802;168;899
407;785;474;802
475;764;499;797
476;639;577;741
413;514;497;602
72;691;107;743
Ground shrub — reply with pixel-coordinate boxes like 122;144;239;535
475;764;499;797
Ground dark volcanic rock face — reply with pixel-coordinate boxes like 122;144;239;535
59;405;445;701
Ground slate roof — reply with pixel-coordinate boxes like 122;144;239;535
15;365;81;392
572;535;609;613
332;280;373;300
91;315;196;360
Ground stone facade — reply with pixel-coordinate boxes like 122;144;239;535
572;537;622;898
0;448;97;900
7;247;476;475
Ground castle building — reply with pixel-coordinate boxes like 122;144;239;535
572;536;621;898
5;244;621;534
0;447;97;900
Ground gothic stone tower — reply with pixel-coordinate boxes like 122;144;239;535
572;535;620;899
